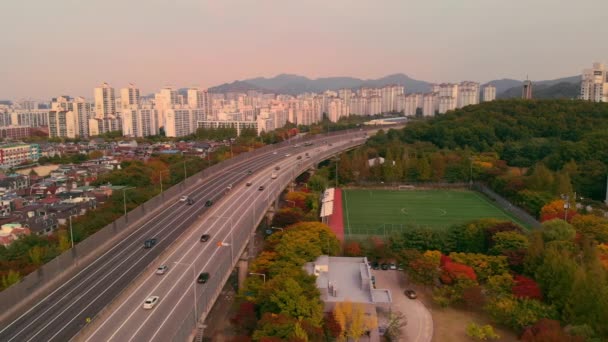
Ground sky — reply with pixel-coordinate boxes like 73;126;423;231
1;0;608;100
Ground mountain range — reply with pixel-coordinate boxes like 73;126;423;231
208;73;581;99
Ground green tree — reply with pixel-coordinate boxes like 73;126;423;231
1;269;21;288
466;322;500;340
490;231;529;255
541;219;576;242
535;247;577;315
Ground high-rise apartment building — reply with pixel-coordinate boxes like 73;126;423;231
48;110;76;138
522;80;533;99
580;62;608;102
120;84;140;110
458;81;480;108
93;82;121;134
482;85;496;102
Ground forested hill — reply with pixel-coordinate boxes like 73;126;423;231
399;99;608;199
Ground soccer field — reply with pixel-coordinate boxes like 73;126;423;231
342;189;526;237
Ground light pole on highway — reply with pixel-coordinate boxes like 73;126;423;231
249;272;266;283
159;169;170;193
69;214;74;249
121;187;136;217
173;261;199;324
333;157;340;188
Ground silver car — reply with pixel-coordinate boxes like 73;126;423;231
156;265;168;275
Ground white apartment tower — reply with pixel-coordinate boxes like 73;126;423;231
580;62;608;102
120;84;140;110
458;81;480;108
94;82;116;120
483;85;497;102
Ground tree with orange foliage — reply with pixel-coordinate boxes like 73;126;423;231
540;199;577;223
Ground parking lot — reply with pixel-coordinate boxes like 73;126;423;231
371;269;433;342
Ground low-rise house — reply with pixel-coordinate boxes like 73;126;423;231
0;223;30;245
305;256;392;341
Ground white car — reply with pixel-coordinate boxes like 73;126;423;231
179;196;188;202
227;184;233;190
285;153;291;157
272;151;277;155
271;173;277;179
156;265;168;275
143;296;160;309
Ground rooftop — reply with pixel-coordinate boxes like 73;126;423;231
305;256;392;305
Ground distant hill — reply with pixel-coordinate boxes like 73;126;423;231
210;73;432;95
208;80;269;94
490;75;580;99
498;81;580;99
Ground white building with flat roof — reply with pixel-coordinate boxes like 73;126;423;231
581;62;608;102
483;85;496;102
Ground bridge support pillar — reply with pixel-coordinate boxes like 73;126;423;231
237;258;248;290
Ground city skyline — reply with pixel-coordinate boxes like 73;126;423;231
2;0;608;99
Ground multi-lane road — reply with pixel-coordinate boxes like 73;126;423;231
0;131;366;342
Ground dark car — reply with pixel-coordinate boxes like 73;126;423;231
296;155;302;160
380;263;389;270
205;199;213;207
144;238;157;249
247;170;253;175
187;198;194;205
274;166;280;171
372;261;380;270
258;185;265;191
246;181;253;186
200;234;210;242
404;289;417;299
197;272;210;284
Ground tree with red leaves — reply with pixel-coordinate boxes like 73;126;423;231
442;260;477;284
230;301;258;335
343;240;363;257
521;318;583;342
512;275;542;300
323;312;342;340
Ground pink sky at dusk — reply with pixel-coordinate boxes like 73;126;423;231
1;0;607;100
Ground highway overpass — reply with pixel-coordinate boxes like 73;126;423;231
0;127;391;342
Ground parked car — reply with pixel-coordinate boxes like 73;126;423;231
380;263;389;270
272;151;277;155
397;263;404;271
285;153;291;157
156;265;168;275
227;184;233;190
179;196;189;202
197;272;210;284
187;198;194;205
247;170;253;175
144;238;157;249
271;173;277;179
200;234;210;242
143;295;160;309
389;263;397;270
205;199;213;207
372;261;380;270
258;185;265;191
404;289;417;299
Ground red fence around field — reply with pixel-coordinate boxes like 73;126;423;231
328;188;345;242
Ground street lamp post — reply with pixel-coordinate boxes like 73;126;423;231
174;261;198;325
561;194;570;221
121;187;136;217
334;157;340;188
159;170;170;193
69;215;74;249
249;272;266;283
